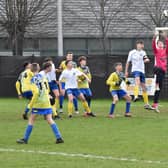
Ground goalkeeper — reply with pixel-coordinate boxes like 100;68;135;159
106;62;132;118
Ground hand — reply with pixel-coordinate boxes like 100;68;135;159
154;30;159;36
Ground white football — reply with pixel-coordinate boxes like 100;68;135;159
163;10;168;17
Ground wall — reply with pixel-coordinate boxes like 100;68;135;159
0;55;167;99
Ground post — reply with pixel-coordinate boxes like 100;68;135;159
57;0;63;56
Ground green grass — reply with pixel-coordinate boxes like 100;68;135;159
0;98;168;168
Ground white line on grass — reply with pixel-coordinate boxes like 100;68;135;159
0;148;168;165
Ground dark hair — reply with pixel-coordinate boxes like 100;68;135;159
114;62;122;68
136;40;144;45
31;63;40;72
78;56;87;63
23;61;31;68
65;60;72;66
42;62;52;70
44;57;53;62
66;52;73;56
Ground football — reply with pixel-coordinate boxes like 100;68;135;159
163;10;168;17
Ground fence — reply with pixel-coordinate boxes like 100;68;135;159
0;55;167;98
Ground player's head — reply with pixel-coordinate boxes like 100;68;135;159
23;61;31;69
136;40;144;50
42;62;52;73
114;62;123;72
66;52;73;61
78;56;87;66
65;60;73;69
31;63;40;73
44;57;53;64
157;40;164;49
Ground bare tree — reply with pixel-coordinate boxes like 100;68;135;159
126;0;168;31
88;0;127;55
0;0;55;56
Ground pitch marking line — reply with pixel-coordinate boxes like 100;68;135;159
0;148;168;165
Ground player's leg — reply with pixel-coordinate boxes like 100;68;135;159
17;113;36;144
46;113;64;144
52;89;61;119
66;89;74;118
152;70;165;112
140;74;154;110
122;92;132;117
73;97;79;114
59;82;65;113
22;91;33;120
132;72;141;101
78;91;96;117
108;91;119;118
84;88;92;107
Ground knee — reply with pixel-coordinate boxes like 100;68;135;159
113;98;119;104
46;117;54;125
127;95;132;102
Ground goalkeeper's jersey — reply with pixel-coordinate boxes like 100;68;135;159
16;69;34;94
106;72;121;92
29;73;51;109
78;66;91;88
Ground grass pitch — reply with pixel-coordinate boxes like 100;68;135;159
0;98;168;168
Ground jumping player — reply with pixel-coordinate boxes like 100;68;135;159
15;61;34;120
16;63;64;144
125;40;154;110
59;60;96;118
106;63;132;118
151;31;168;112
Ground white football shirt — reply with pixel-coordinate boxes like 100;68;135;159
127;49;147;73
59;68;83;89
47;63;56;82
39;70;47;78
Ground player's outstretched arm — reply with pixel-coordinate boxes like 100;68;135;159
125;62;130;78
15;81;22;99
165;36;168;55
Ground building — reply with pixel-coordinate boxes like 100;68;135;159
0;0;167;56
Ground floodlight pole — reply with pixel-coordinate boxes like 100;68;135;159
57;0;63;56
14;0;18;56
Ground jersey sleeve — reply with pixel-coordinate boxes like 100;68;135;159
165;38;168;56
15;81;21;95
59;70;66;81
59;61;66;70
152;37;158;54
87;67;92;80
127;51;132;63
106;73;116;87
